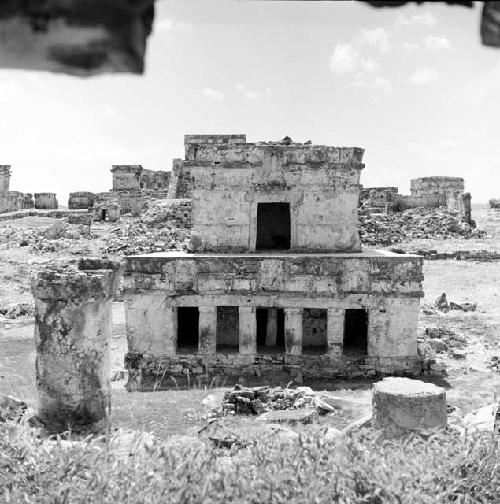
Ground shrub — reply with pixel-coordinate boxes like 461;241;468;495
1;421;499;503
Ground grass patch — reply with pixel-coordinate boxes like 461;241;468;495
1;420;499;503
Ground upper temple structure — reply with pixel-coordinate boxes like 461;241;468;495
122;134;425;389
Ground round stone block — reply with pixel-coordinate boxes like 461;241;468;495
373;377;447;436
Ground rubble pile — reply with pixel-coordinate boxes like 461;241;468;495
222;385;336;415
0;221;92;254
359;207;485;246
418;325;467;356
0;302;34;319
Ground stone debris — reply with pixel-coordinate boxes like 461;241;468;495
487;356;500;371
359;207;485;246
0;394;28;422
222;385;356;417
433;294;477;313
0;301;34;319
256;408;318;424
101;200;191;255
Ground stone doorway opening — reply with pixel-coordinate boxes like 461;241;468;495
343;309;368;356
216;306;239;353
256;202;291;250
101;209;107;221
302;308;327;355
256;307;285;353
177;307;199;354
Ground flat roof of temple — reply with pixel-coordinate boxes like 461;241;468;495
127;249;421;259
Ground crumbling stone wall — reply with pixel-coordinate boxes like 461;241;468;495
31;258;119;432
69;191;95;210
360;187;398;209
141;169;170;190
111;165;142;191
410;177;464;198
93;194;120;222
180;135;365;253
0;165;10;193
35;193;58;210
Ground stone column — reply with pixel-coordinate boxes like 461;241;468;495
327;308;344;358
284;308;302;355
31;259;119;433
265;308;278;346
239;306;257;354
198;306;217;354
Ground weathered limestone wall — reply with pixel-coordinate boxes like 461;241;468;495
123;251;423;380
410;177;464;198
360;187;398;208
486;208;500;236
394;194;445;210
141;169;171;190
69;191;95;210
0;165;10;193
182;138;365;252
111;165;142;191
35;192;58;210
31;259;119;432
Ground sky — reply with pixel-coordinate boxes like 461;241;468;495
0;0;499;204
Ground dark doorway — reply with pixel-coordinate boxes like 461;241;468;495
177;307;199;353
256;307;285;353
256;203;291;250
216;306;239;353
302;308;327;355
101;209;107;221
343;309;368;356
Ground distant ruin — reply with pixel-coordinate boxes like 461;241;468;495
0;166;35;213
91;165;172;222
123;134;425;390
360;176;471;222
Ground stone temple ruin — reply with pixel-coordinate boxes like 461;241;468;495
360;176;472;223
123;134;425;390
90;165;171;222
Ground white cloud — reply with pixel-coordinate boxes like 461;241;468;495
404;42;420;52
235;83;259;100
103;104;119;118
245;90;258;100
203;87;224;100
409;67;439;84
408;142;446;161
329;44;377;75
353;75;392;94
360;28;392;53
438;138;458;149
155;18;173;32
423;35;453;51
265;86;272;94
397;11;437;28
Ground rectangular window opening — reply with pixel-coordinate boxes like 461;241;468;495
343;309;368;356
256;202;291;250
177;307;199;354
256;307;285;354
302;308;328;355
216;306;239;353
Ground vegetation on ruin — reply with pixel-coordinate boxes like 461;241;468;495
1;420;499;503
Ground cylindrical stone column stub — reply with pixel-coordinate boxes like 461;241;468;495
327;308;344;358
31;259;120;433
373;377;447;437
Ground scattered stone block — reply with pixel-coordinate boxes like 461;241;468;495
257;408;318;425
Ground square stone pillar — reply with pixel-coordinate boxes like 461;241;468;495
265;307;278;346
239;306;257;354
327;308;344;358
285;308;302;355
165;306;177;354
198;306;217;354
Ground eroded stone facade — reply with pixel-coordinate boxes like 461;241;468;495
123;135;425;389
0;166;35;213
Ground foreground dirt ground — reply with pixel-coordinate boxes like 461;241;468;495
1;208;500;439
